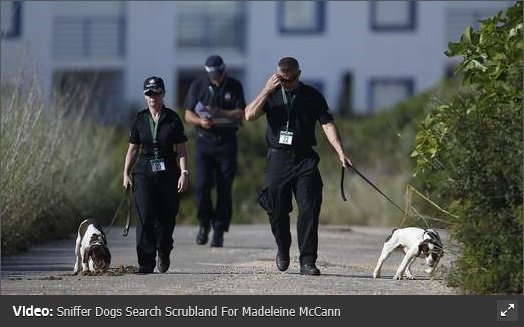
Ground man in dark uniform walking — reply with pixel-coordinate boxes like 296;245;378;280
245;57;352;275
183;55;246;247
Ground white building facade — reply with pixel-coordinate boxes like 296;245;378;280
0;1;513;120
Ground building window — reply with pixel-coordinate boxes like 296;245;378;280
53;16;126;59
368;78;414;113
176;1;246;51
52;2;125;60
1;1;22;39
278;1;325;34
370;1;416;31
445;6;509;43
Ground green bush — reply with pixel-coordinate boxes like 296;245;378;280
412;2;523;294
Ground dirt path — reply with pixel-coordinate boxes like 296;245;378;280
1;224;459;295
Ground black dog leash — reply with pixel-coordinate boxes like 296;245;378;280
341;166;409;217
340;166;347;201
105;186;132;237
122;186;132;237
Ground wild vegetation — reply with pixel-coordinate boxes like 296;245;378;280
1;77;124;254
412;2;523;294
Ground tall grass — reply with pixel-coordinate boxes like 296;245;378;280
1;76;123;254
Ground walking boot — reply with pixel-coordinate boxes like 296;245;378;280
196;223;210;245
210;230;224;247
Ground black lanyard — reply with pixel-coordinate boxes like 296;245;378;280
281;86;296;132
148;112;161;158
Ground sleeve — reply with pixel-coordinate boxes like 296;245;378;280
182;81;198;112
173;114;188;144
317;93;334;124
233;81;246;110
129;116;140;144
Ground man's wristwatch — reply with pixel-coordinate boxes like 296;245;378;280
181;170;189;176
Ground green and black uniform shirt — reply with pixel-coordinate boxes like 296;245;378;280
129;106;188;175
262;82;333;151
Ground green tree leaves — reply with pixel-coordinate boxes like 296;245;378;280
412;2;523;294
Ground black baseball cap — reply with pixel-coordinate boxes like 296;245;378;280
143;76;165;95
204;55;225;78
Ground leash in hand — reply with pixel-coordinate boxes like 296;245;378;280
123;185;132;237
340;166;347;201
105;185;133;237
340;165;409;218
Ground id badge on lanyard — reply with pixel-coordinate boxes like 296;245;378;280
279;130;293;145
278;86;295;145
148;112;166;172
150;158;166;172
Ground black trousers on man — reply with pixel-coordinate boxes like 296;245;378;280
195;134;237;232
263;148;323;265
134;171;179;269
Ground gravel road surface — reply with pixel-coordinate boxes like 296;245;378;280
1;224;459;295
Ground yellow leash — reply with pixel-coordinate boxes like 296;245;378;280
399;185;459;228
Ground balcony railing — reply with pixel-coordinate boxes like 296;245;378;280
177;13;246;51
53;16;126;59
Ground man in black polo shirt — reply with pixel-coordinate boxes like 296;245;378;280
245;57;352;276
183;55;246;247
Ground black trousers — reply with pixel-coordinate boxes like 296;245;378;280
262;148;323;265
195;135;237;232
133;171;179;268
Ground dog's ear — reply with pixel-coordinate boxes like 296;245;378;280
101;233;107;244
103;246;111;262
418;240;430;256
83;247;92;263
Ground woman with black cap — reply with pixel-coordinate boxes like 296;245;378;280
123;76;189;274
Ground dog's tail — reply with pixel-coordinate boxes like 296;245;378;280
384;228;398;242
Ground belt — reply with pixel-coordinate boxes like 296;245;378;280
269;147;312;155
198;131;236;142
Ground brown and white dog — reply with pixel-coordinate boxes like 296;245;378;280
373;227;444;280
73;219;111;274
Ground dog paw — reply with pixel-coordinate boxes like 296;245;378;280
425;267;435;275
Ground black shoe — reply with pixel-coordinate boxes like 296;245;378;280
196;224;210;245
276;249;290;271
137;266;154;274
300;263;321;276
210;231;224;247
157;254;170;273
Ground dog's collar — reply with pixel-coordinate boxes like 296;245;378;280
423;230;439;240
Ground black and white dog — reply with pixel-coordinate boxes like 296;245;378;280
373;227;444;280
73;219;111;274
